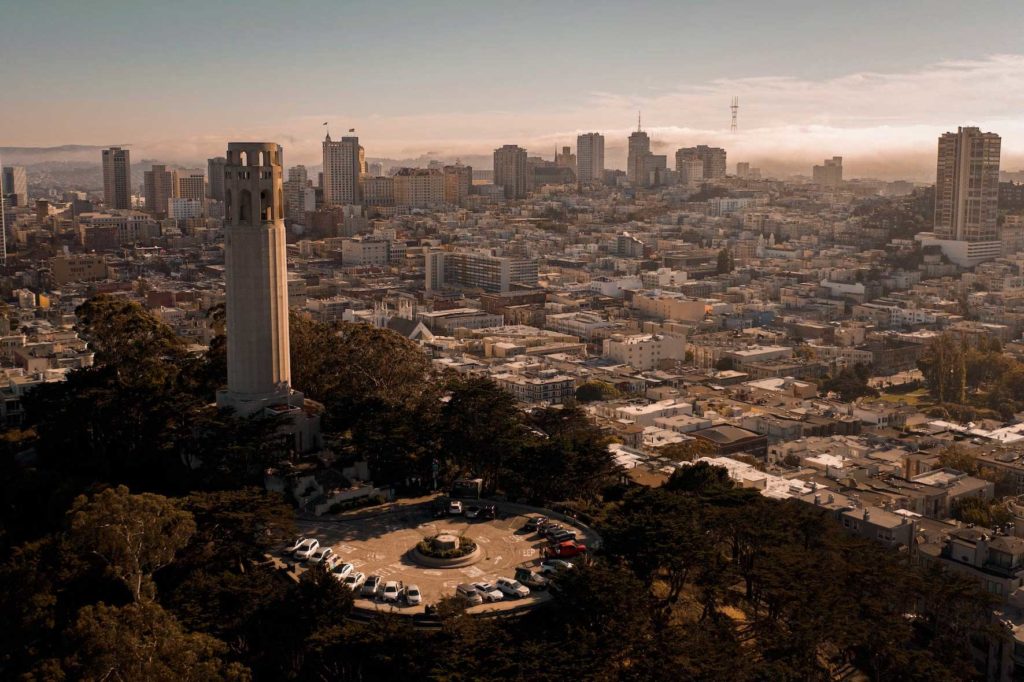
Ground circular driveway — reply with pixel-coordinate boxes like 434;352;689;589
290;499;593;614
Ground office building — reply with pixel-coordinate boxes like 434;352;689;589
425;250;539;292
207;157;226;201
493;145;531;199
101;147;132;209
628;128;651;186
144;164;178;217
443;163;472;205
177;174;206;202
679;157;704;187
1;166;28;206
813;157;843;186
367;161;384;177
322;134;364;206
677;145;727;181
393;167;444;208
577;133;605;185
167;197;203;220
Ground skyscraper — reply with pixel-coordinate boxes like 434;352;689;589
934;127;1001;242
207;157;226;201
812;157;843;186
102;147;132;209
217;142;296;416
493;145;530;199
576;133;605;185
627;129;651;186
283;165;309;220
1;166;28;206
144;165;178;217
322;134;364;205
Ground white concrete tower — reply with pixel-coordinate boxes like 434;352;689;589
217;142;298;416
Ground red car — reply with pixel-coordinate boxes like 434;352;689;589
543;540;588;559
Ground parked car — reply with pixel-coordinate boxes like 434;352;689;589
293;538;320;560
283;537;310;556
323;554;343;571
330;562;355;581
472;582;504;603
382;580;403;602
449;500;463;515
405;584;422;606
514;567;548;590
539;559;574;575
361;575;382;598
481;504;497;520
343;572;366;590
496;577;530;599
456;583;484;606
308;546;335;565
464;505;481;519
547;529;578;545
523;516;547;532
542;525;567;539
544;541;587;559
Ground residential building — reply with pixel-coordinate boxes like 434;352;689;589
425;250;539;292
676;145;727;180
493;145;530;199
443;163;472;205
393;167;444;208
576;132;605;185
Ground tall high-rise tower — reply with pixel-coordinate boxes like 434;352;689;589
322;134;364;206
144;164;178;217
207;157;227;201
576;133;605;185
934;127;1000;242
627;116;651;186
217;142;297;417
2;166;28;206
102;147;132;209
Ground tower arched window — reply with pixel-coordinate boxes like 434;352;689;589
239;189;252;223
260;190;272;221
239;151;248;166
225;189;232;219
258;151;266;167
278;188;284;219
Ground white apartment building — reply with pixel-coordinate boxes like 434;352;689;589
602;333;687;370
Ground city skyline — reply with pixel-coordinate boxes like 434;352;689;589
2;2;1024;178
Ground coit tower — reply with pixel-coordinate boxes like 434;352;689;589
217;142;296;416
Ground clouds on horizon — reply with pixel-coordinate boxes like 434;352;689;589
72;54;1024;180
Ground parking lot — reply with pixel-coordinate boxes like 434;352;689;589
282;498;594;614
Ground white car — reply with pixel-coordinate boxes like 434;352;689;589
330;562;355;581
343;572;366;590
472;582;504;603
405;584;422;606
539;559;574;575
382;580;402;602
496;577;530;599
283;537;309;555
308;546;335;565
323;554;343;571
293;538;320;560
449;500;463;515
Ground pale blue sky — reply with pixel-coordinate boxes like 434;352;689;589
2;0;1024;176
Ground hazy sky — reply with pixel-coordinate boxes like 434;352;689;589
3;0;1024;178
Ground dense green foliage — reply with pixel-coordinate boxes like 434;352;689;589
919;334;1024;420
